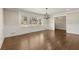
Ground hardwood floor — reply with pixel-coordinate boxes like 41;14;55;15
1;29;79;50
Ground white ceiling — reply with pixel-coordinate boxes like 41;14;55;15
20;8;79;15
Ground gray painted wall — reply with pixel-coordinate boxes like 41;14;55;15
0;9;4;48
4;9;48;37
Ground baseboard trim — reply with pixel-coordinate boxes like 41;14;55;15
5;30;50;39
67;31;79;36
67;32;79;36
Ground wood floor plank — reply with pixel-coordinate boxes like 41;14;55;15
1;29;79;50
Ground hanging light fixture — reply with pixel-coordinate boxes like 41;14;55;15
44;8;50;19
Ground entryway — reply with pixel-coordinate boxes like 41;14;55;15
54;16;66;31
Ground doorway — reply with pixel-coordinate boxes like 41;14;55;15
54;16;66;31
54;16;66;47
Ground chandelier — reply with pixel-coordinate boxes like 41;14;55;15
44;8;50;19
